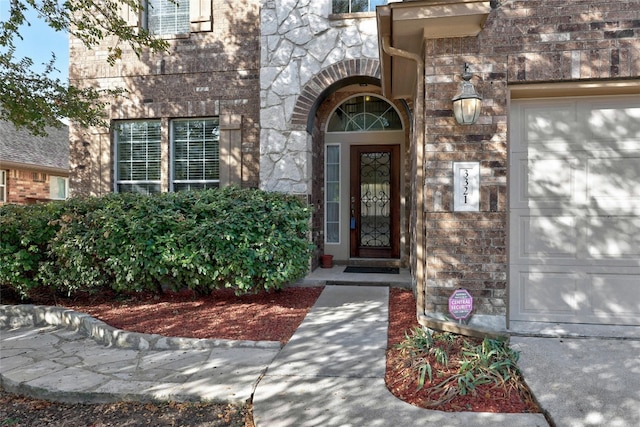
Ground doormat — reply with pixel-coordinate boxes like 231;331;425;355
343;266;399;274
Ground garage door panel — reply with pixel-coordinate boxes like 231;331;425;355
590;275;640;319
511;268;640;324
518;271;580;315
526;158;576;201
587;215;640;258
587;156;640;199
519;103;578;148
518;215;578;259
586;103;640;142
511;153;580;208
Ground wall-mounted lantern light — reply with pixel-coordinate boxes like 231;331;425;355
452;63;482;125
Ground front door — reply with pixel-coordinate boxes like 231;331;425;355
350;145;400;258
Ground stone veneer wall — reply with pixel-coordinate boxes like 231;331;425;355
69;0;261;196
422;0;640;317
259;0;381;194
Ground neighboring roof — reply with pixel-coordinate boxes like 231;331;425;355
0;119;69;174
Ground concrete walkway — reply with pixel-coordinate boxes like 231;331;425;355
0;305;280;404
252;286;548;427
512;336;640;427
2;285;639;426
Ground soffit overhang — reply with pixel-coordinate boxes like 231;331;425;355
377;0;492;100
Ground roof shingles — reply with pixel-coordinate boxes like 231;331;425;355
0;120;69;172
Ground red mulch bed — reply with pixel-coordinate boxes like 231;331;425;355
51;287;324;345
4;286;539;414
386;288;539;413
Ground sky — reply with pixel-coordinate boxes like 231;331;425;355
0;0;69;81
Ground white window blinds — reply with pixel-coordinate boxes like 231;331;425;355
115;121;162;194
172;118;220;191
147;0;190;36
118;1;212;34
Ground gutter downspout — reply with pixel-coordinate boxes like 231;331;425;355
380;36;426;322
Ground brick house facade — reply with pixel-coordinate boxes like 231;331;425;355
0;120;69;205
70;0;640;329
69;0;260;196
425;0;640;323
378;0;640;329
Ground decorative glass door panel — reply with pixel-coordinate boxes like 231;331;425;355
350;145;400;258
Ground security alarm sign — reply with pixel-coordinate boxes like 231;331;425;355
448;288;473;320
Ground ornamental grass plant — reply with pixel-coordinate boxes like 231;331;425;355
394;327;532;408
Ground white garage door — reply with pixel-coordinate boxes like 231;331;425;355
510;96;640;325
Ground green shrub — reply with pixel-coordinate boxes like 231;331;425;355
0;188;313;299
0;201;66;297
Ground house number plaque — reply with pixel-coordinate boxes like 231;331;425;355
453;162;480;212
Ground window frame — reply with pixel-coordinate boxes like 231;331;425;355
144;0;190;37
331;0;387;14
49;176;69;200
325;144;341;245
114;120;162;195
119;0;213;35
170;117;221;192
0;170;6;202
326;94;403;133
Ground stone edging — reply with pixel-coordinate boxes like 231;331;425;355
0;304;282;351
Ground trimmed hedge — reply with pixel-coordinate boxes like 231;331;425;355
0;187;313;298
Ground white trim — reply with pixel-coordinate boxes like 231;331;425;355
49;176;69;200
509;80;640;100
0;170;6;203
325;144;341;245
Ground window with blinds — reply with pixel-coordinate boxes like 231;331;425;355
147;0;190;36
171;118;220;191
115;120;162;194
119;0;212;33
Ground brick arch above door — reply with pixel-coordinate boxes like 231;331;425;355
290;59;381;133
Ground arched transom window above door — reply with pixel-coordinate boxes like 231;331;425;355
327;95;403;132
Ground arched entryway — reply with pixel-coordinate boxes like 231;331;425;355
320;93;407;265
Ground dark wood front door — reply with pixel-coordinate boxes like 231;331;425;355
350;145;400;258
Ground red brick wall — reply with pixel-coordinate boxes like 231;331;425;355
3;169;51;205
422;0;640;315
